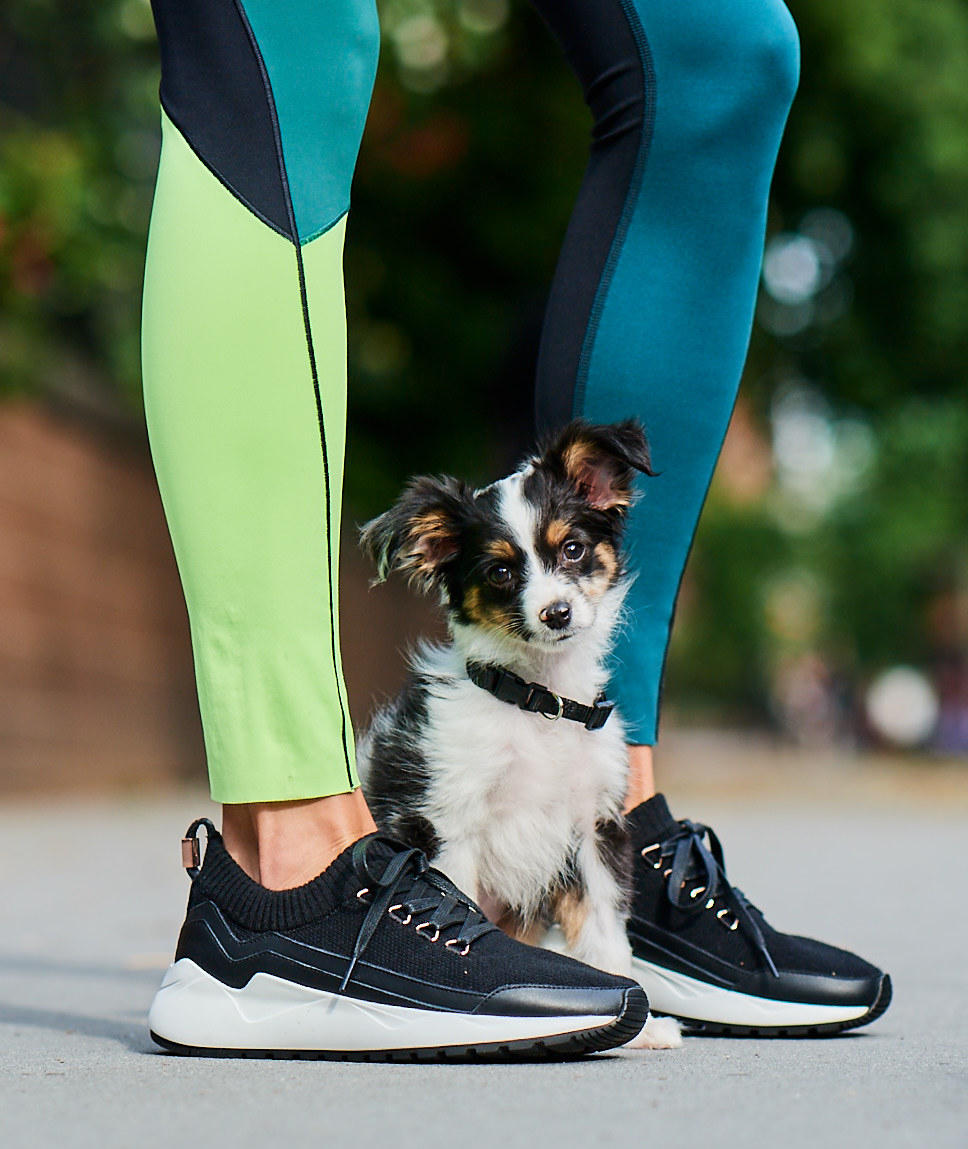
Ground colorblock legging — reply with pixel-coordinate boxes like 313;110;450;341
142;0;799;804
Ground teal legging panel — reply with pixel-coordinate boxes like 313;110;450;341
242;0;379;243
531;0;800;743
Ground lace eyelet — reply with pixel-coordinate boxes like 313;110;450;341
388;904;412;925
716;908;738;931
445;938;471;957
689;886;707;900
341;839;496;995
641;844;660;858
705;899;716;910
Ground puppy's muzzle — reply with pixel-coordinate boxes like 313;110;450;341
539;601;572;631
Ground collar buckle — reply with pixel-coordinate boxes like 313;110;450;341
584;698;614;731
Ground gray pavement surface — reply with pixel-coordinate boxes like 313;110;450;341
1;770;967;1149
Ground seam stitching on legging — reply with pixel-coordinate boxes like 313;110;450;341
572;0;657;417
158;97;291;241
231;0;355;789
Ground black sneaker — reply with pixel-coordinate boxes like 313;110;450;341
625;795;893;1037
149;820;649;1060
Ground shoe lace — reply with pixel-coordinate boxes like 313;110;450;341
341;835;498;992
642;820;779;978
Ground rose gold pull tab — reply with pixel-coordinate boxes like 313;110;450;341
180;817;215;880
182;836;201;870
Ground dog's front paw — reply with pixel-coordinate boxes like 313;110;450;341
625;1013;682;1050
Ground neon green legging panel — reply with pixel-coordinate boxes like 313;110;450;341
142;112;355;803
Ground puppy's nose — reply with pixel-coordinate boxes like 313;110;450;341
539;601;572;630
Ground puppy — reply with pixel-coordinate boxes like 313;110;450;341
357;419;680;1050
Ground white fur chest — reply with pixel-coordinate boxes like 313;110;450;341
420;678;628;913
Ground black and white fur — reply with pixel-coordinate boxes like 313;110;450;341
357;420;680;1049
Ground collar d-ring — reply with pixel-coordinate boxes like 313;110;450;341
542;692;564;721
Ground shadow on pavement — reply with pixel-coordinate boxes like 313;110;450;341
0;1000;155;1055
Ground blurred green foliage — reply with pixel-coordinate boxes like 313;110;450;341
0;0;159;403
761;0;968;407
1;0;967;731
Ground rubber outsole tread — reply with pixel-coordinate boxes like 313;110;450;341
668;973;893;1039
149;985;648;1062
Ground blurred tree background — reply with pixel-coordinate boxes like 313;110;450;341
1;0;966;749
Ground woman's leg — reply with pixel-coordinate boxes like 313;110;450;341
142;0;651;1058
528;0;891;1035
143;0;378;813
530;0;799;746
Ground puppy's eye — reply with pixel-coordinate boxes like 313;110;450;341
487;565;514;588
561;540;585;563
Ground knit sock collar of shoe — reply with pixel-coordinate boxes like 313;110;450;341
186;818;353;930
626;793;679;843
642;818;780;978
182;820;498;981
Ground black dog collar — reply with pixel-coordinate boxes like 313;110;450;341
465;660;614;731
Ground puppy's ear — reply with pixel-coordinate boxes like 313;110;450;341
359;476;466;593
540;419;655;510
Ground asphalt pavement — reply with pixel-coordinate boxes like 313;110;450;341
1;759;966;1149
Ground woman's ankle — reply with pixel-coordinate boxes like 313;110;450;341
624;744;657;814
222;789;378;890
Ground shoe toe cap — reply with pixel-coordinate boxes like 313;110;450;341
762;933;886;1004
478;981;647;1021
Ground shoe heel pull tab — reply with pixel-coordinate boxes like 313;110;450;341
181;817;216;880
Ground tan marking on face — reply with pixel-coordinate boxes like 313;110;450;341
462;583;485;620
594;541;618;581
462;584;517;632
551;887;590;949
544;518;571;552
581;541;620;598
485;538;517;563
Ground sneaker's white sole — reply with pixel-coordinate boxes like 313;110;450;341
149;959;620;1054
631;956;870;1029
